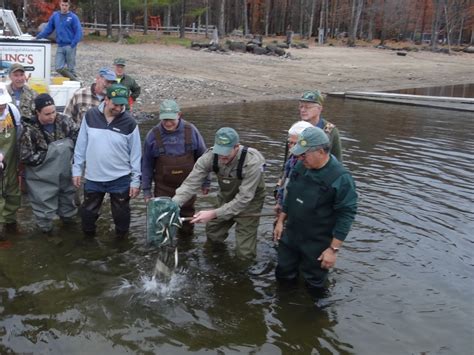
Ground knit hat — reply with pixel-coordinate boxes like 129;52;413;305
34;93;55;112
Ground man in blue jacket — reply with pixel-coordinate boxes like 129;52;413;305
36;0;83;81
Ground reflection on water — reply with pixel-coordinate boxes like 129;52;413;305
0;99;473;354
388;83;474;98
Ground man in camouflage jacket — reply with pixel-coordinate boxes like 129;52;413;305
20;94;79;233
6;64;37;119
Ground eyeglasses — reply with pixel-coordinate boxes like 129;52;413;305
299;103;320;110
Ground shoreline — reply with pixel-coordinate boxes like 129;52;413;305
73;41;474;113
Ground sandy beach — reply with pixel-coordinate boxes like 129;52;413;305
74;40;474;112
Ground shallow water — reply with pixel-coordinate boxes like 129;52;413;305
0;98;473;354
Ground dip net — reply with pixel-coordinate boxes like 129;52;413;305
146;197;182;247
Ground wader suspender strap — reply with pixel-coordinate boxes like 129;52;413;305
154;122;193;156
212;146;248;180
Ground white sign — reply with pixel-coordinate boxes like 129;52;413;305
0;39;51;83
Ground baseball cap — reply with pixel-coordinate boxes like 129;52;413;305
113;58;126;66
290;126;329;156
213;127;239;156
0;83;12;105
106;84;129;105
159;100;180;120
300;90;324;105
98;67;117;82
8;63;25;75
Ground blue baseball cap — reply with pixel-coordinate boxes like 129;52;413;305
98;67;117;82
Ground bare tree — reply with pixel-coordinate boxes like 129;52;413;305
348;0;364;46
243;0;249;35
430;0;442;50
179;0;186;38
218;0;225;36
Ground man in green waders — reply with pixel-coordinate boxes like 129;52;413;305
173;127;266;259
273;126;357;297
20;94;79;234
0;84;22;240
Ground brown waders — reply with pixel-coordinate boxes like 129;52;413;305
153;123;196;236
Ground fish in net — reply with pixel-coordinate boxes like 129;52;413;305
146;197;183;247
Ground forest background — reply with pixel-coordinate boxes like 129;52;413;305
4;0;474;50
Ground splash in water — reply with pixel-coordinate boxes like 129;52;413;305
112;269;187;301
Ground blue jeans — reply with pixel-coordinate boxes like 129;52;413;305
56;45;77;74
84;175;130;194
81;176;131;236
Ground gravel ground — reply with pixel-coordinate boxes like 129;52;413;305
61;39;473;118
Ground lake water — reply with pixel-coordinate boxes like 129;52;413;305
1;98;473;354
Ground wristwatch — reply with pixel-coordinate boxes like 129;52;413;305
329;246;340;253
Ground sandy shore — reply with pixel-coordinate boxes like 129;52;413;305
74;41;474;112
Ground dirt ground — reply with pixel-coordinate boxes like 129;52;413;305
76;40;474;112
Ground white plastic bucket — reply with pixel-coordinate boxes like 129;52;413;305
49;85;70;107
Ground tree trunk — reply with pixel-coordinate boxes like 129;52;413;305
348;0;363;46
218;0;225;36
299;0;304;38
430;0;442;50
143;0;148;35
107;0;112;38
443;2;451;54
264;0;271;36
457;12;464;45
166;4;171;28
367;0;375;41
179;0;186;38
379;0;387;45
243;0;249;35
205;0;209;38
308;0;316;39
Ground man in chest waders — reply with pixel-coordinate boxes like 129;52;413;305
19;94;79;234
173;127;266;259
273;127;357;298
0;84;22;240
142;99;208;236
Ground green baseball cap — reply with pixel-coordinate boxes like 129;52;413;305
159;99;180;120
213;127;239;156
290;126;329;156
106;84;129;105
113;57;126;66
300;90;324;105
